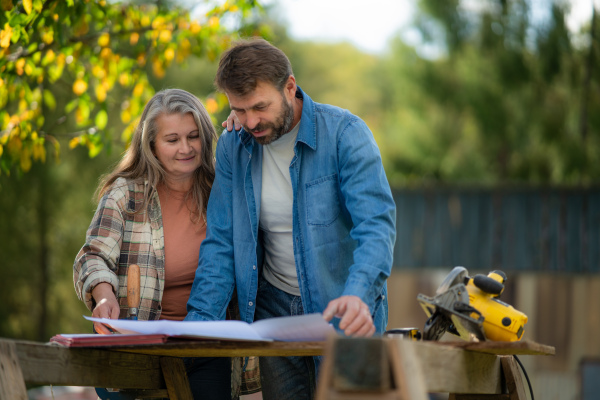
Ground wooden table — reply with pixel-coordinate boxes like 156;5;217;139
0;338;325;400
0;337;554;400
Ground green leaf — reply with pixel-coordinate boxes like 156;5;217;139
95;109;108;130
65;98;78;113
42;90;56;110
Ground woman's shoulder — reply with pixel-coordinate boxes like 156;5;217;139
104;178;147;205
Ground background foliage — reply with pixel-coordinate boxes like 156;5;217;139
0;0;598;341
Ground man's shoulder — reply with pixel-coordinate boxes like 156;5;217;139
218;128;247;146
310;98;362;126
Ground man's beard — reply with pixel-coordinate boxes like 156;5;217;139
246;96;295;145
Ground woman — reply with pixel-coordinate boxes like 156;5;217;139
73;89;260;399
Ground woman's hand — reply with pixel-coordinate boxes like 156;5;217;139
91;282;120;334
222;110;242;131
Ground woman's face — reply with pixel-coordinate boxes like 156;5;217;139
153;112;202;182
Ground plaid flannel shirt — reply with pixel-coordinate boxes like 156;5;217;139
73;178;261;396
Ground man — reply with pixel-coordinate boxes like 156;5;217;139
186;38;396;399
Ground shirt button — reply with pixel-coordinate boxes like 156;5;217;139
249;154;252;159
252;265;256;270
249;301;253;306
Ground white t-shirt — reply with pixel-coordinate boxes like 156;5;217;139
259;122;301;296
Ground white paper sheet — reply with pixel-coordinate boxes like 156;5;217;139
85;313;335;342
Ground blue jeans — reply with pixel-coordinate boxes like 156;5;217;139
254;278;318;400
95;357;230;400
184;356;231;400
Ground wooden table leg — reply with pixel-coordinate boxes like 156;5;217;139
390;339;429;400
448;355;527;400
500;356;527;400
0;341;28;400
160;357;194;400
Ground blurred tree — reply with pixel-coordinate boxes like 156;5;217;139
378;0;600;185
0;0;266;341
0;0;263;176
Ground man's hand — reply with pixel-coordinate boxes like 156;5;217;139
222;110;242;131
91;282;120;334
323;295;375;337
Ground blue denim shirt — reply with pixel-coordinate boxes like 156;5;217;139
186;87;396;334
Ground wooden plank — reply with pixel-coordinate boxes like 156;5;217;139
407;340;503;394
10;339;165;389
160;357;193;400
0;341;28;400
449;395;510;400
438;339;555;356
392;339;428;400
115;339;325;357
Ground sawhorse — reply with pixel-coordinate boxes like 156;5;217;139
316;336;555;400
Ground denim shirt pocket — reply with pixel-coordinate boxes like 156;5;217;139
306;174;340;226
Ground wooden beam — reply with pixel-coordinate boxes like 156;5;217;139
10;339;165;389
440;339;555;356
0;341;28;400
406;340;503;394
115;339;325;357
160;357;194;400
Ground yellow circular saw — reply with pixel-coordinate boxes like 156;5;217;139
417;266;528;342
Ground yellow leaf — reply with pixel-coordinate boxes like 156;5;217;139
152;59;165;78
41;27;54;45
42;49;55;65
132;82;144;98
189;21;201;34
158;30;172;43
98;33;110;47
0;143;3;157
73;79;87;95
0;23;12;48
100;47;112;60
121;108;131;124
22;0;32;14
69;137;80;149
205;98;218;114
209;16;219;28
152;16;165;30
15;58;24;75
7;135;22;155
24;63;33;76
119;73;130;86
33;141;46;162
95;84;107;102
20;146;32;171
130;32;139;45
164;47;175;61
136;52;146;66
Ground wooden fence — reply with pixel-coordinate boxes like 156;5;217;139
391;187;600;272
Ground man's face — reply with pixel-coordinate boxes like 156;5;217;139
227;80;295;145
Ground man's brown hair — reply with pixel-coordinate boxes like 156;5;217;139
215;38;293;96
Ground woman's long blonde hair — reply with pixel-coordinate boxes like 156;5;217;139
96;89;217;218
